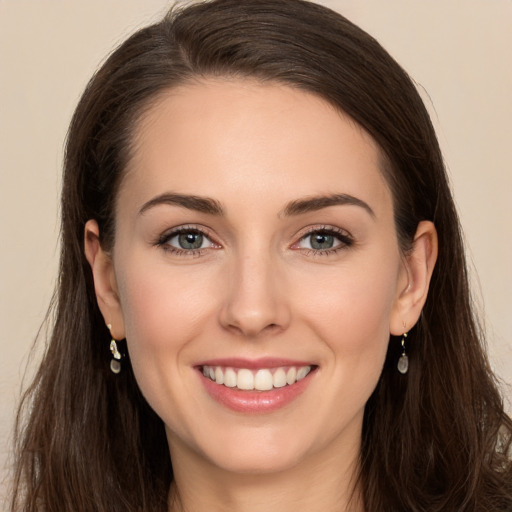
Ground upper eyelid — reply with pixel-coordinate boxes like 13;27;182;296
295;224;353;239
160;224;214;238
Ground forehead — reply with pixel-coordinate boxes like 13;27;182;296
121;78;392;217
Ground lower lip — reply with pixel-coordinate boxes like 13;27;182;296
199;369;315;413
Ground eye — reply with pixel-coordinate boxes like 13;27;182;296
293;227;353;254
170;231;209;250
301;232;337;250
156;226;219;254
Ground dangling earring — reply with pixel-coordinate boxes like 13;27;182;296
397;327;409;375
107;323;122;374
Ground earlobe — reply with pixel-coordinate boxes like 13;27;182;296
390;220;438;335
84;220;125;339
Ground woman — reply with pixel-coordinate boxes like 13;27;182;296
10;0;512;510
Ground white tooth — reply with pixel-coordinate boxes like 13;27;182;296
237;369;254;390
203;366;209;377
215;366;224;385
273;368;287;388
224;368;237;388
254;369;273;391
208;366;215;380
286;367;297;385
296;366;311;381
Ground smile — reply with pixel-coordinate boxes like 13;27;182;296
197;358;317;413
201;365;312;391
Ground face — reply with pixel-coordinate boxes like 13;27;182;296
98;80;413;475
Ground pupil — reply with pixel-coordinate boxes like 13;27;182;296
179;232;203;250
311;233;334;250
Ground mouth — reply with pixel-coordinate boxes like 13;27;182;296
200;364;314;391
196;359;318;413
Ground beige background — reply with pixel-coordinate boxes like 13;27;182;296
1;0;511;501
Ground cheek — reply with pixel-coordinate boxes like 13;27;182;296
114;259;218;392
295;252;400;381
118;253;216;336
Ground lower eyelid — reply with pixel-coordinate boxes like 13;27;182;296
162;246;210;257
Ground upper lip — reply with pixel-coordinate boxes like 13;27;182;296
195;357;315;369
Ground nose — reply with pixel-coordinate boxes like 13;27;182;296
218;252;291;338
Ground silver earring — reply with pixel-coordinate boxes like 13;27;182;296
397;329;409;375
107;324;122;374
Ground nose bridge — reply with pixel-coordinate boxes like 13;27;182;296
219;242;290;337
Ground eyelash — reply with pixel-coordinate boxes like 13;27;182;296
155;225;218;257
293;225;354;256
155;225;354;257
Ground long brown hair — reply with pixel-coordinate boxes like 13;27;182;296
11;1;512;510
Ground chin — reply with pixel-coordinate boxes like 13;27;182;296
206;437;308;475
169;419;314;476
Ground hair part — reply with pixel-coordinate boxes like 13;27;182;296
11;1;512;510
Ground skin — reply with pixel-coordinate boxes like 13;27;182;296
85;79;437;512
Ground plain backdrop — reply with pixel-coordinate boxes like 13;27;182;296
1;0;511;501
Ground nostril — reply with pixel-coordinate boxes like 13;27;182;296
263;323;281;333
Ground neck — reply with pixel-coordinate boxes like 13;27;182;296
167;430;364;512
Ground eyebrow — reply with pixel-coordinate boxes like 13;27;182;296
138;193;224;216
281;193;375;218
138;191;375;219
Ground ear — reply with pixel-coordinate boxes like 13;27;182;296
390;220;438;335
84;220;125;339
